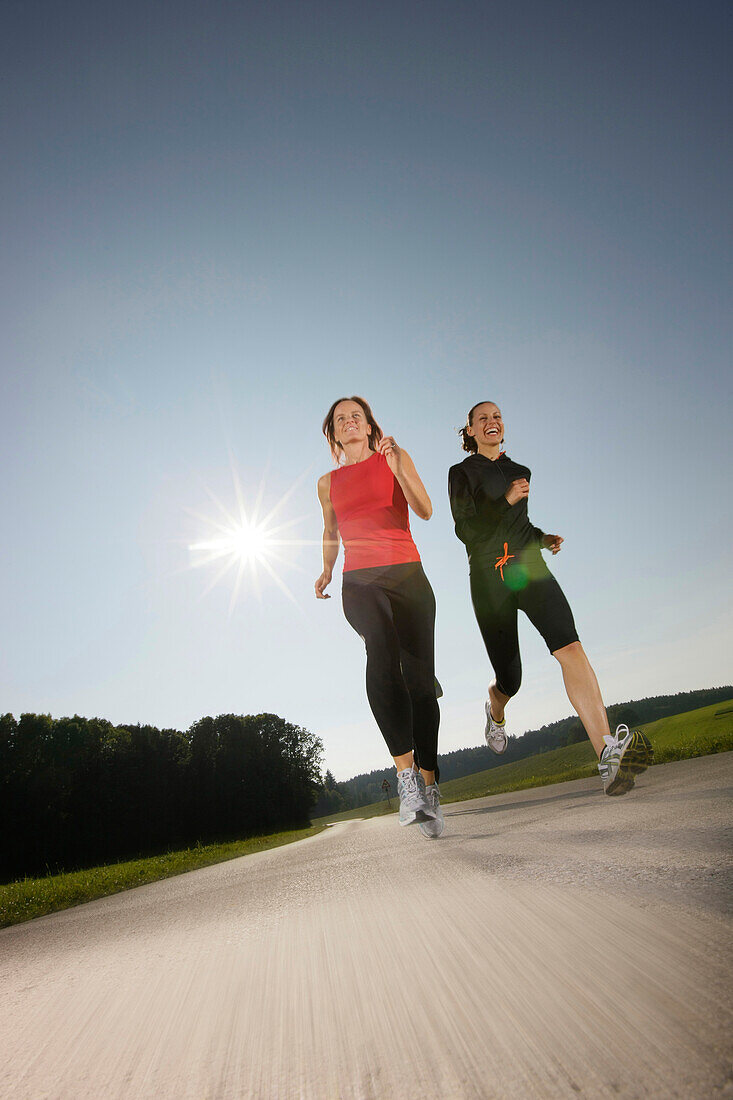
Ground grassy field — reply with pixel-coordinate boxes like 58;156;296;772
0;825;325;930
313;698;733;824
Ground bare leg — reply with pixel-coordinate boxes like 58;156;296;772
488;680;512;724
553;641;611;758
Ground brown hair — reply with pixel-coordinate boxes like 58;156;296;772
322;396;384;464
459;401;501;453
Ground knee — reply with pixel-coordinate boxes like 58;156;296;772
366;653;402;683
496;670;521;698
404;667;437;703
552;640;584;664
399;651;435;694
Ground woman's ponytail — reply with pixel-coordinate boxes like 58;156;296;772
459;424;478;453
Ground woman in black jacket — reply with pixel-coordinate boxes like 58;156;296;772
449;401;652;795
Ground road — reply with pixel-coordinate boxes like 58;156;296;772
1;753;732;1099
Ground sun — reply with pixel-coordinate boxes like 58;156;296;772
190;520;273;565
186;460;314;612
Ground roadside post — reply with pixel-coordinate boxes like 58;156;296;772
381;777;392;810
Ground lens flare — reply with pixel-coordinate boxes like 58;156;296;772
504;563;529;592
189;520;272;564
186;460;316;613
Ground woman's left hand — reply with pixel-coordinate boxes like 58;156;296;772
542;533;563;554
377;435;403;475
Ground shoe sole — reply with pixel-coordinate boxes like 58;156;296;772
485;736;508;754
604;772;635;796
399;808;437;826
604;732;654;795
625;731;654;775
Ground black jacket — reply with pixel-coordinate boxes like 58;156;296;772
448;453;545;568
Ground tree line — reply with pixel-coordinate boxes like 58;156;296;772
1;712;323;883
315;685;733;815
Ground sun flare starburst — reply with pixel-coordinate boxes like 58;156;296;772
186;461;315;613
189;520;273;564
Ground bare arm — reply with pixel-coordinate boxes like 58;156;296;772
376;438;432;519
315;473;340;599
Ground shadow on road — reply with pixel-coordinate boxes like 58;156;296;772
445;787;599;818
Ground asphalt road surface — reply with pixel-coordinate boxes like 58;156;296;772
2;753;732;1100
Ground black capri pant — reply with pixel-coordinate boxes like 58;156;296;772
342;561;440;774
470;547;578;698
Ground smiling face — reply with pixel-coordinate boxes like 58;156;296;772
322;394;382;463
467;402;504;447
332;400;372;448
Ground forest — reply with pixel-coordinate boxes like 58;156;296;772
1;712;322;883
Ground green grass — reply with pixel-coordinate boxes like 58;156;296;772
0;825;325;930
439;740;600;803
314;698;733;823
640;702;733;762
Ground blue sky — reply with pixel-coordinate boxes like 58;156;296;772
2;0;731;779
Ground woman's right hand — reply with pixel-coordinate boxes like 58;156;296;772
315;570;332;599
505;478;530;505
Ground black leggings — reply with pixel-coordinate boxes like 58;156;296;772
342;562;440;774
470;548;579;698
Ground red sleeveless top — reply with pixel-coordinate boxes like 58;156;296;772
329;452;421;572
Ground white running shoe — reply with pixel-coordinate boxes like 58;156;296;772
598;724;652;795
484;701;508;754
419;784;445;839
397;767;435;826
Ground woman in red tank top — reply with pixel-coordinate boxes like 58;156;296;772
315;396;444;838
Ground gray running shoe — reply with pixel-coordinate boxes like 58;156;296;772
397;767;435;826
419;784;445;839
598;724;653;795
484;701;508;754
